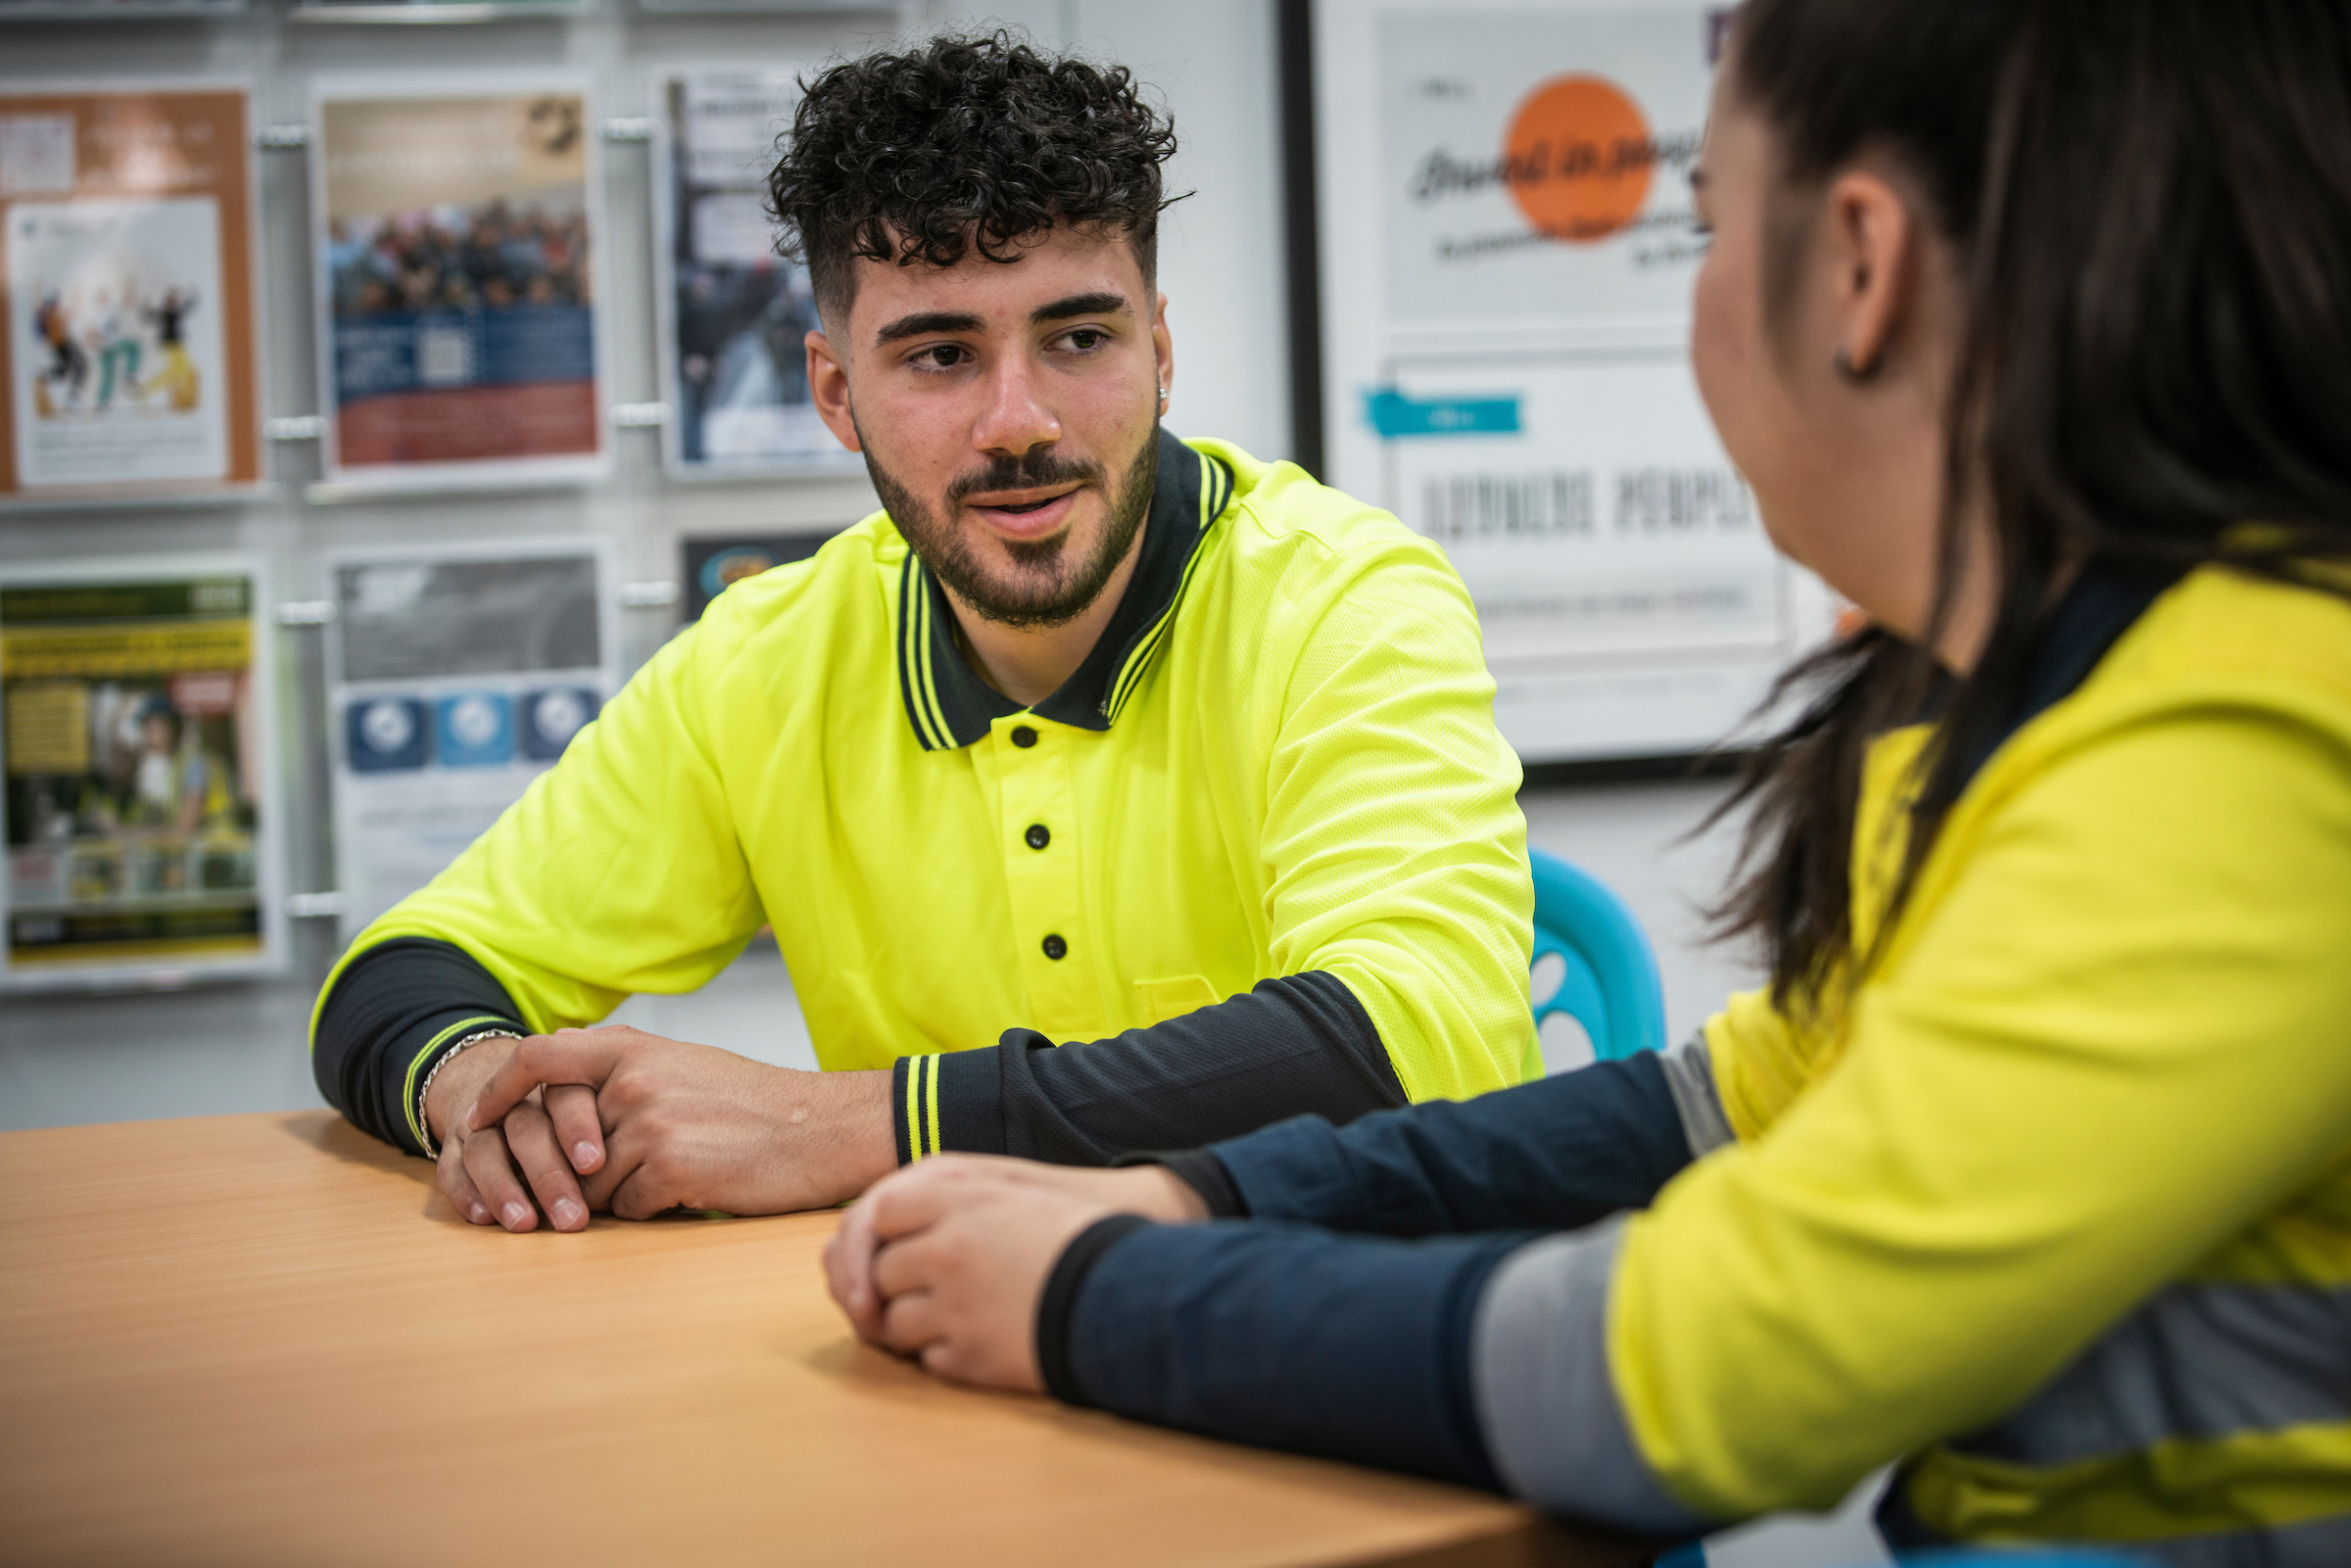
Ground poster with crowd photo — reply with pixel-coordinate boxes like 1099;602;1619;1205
0;554;281;988
326;541;613;942
654;67;859;479
0;84;263;504
1312;0;1834;763
312;76;606;493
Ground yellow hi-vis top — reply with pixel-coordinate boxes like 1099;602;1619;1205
316;433;1535;1154
1612;563;2351;1555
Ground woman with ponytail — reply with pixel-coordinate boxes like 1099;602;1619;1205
823;4;2351;1560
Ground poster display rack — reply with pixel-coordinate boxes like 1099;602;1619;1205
0;2;891;990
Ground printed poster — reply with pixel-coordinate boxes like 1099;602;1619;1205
1315;1;1833;762
0;555;280;986
327;541;613;941
655;67;857;478
313;76;606;492
680;529;833;620
0;84;261;502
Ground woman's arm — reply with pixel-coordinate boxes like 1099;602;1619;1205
1156;1035;1723;1235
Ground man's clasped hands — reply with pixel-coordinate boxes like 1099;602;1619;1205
430;1026;1206;1391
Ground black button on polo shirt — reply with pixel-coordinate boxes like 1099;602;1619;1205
1041;933;1068;961
1025;824;1050;851
1010;726;1038;748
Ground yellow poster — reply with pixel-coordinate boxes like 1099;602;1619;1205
1;561;276;979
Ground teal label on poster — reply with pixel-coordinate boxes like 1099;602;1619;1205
1364;387;1522;439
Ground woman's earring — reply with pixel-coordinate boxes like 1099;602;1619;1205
1833;347;1877;384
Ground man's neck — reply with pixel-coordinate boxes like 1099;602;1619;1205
943;523;1148;709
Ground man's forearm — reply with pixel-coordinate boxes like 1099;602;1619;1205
892;972;1409;1166
312;938;530;1156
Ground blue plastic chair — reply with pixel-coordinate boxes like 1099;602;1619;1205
1528;846;1668;1071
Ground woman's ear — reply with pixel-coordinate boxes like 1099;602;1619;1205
1821;168;1917;381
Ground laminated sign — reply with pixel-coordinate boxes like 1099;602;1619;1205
0;554;280;986
325;542;614;941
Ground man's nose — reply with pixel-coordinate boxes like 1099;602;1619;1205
971;353;1061;459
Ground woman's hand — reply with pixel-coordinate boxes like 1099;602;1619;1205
825;1154;1206;1389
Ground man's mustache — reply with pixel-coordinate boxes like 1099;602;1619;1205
945;450;1103;505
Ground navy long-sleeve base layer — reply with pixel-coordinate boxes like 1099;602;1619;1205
1038;1051;1702;1498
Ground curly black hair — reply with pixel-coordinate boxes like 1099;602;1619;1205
766;30;1182;324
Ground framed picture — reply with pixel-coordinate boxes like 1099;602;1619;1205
0;552;282;988
311;73;608;494
652;66;861;480
324;538;616;942
1299;0;1832;764
0;83;264;505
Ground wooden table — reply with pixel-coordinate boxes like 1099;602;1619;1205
0;1112;1647;1567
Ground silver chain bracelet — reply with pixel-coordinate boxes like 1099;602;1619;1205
417;1029;522;1160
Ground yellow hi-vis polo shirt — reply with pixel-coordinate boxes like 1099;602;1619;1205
310;430;1536;1164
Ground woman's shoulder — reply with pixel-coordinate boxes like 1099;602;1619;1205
2081;561;2351;726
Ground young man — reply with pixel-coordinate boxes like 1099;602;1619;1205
311;33;1534;1233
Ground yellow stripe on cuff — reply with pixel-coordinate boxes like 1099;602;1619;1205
924;1049;942;1158
903;1055;925;1163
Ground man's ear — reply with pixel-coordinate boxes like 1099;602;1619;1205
1822;167;1917;379
806;329;861;452
1151;292;1173;413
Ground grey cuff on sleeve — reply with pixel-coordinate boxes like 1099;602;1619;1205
1656;1031;1735;1158
1470;1217;1712;1537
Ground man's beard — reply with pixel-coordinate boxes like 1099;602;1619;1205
863;423;1159;631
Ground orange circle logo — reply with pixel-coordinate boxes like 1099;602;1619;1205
1504;74;1654;244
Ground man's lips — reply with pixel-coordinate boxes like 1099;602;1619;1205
964;483;1084;539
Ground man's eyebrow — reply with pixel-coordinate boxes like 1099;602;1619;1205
874;309;985;345
1031;292;1130;325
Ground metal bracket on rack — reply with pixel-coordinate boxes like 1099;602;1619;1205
618;581;680;609
608;402;670;429
599;118;657;144
265;415;325;443
276;600;335;627
254;124;312;151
